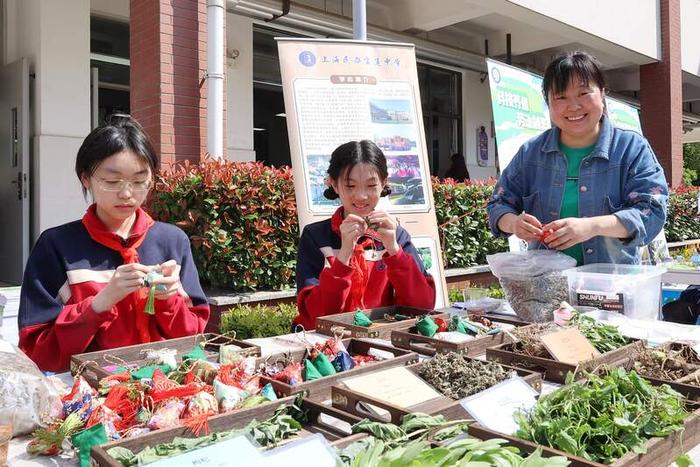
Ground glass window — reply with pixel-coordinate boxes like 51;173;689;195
90;17;130;125
91;17;130;59
253;27;300;166
418;63;463;178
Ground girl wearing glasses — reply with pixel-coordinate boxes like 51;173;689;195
294;140;435;330
18;115;209;372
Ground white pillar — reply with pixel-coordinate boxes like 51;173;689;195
207;0;226;159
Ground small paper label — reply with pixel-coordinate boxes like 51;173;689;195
149;434;262;467
263;433;339;467
576;289;624;312
367;348;395;360
460;377;538;435
540;328;600;365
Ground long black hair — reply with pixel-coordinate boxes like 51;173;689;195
542;51;607;105
75;114;158;196
323;140;392;199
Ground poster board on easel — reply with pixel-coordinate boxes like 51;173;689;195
277;38;448;308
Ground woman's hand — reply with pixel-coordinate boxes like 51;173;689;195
151;260;182;300
542;217;596;250
336;214;367;265
366;210;400;256
92;263;151;312
499;212;543;241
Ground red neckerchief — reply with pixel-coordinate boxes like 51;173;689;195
82;204;155;343
330;207;381;311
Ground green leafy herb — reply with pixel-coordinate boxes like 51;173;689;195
568;313;629;353
515;367;688;464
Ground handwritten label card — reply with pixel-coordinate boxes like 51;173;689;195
149;434;262;467
460;377;538;435
263;433;338;467
540;328;600;365
341;366;443;409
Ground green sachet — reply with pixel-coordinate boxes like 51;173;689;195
416;315;438;337
353;310;372;327
130;364;173;380
302;358;323;381
72;423;108;467
450;315;468;334
312;352;337;376
182;344;207;363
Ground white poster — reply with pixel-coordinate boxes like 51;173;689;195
278;39;448;307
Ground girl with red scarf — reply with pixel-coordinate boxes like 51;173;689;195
294;140;436;330
18;115;209;372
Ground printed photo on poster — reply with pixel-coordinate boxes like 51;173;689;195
386;154;426;206
373;124;417;152
305;154;340;211
370;99;413;124
411;236;445;308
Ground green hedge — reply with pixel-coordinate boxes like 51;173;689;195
149;161;699;291
665;185;700;242
150;160;298;291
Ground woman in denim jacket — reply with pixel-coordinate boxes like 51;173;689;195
487;51;668;265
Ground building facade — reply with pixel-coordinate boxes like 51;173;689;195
0;0;699;284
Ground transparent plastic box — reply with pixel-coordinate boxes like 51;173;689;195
563;264;666;321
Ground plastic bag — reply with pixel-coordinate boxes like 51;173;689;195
487;250;576;322
0;339;62;436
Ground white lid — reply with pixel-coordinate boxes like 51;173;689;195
563;263;667;279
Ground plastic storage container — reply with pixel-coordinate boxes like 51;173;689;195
563;264;666;321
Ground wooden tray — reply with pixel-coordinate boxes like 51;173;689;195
260;338;418;401
468;403;700;467
609;342;700;402
485;339;645;384
71;333;260;387
315;305;444;339
331;359;543;424
90;396;363;467
390;318;526;356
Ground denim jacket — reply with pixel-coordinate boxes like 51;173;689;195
487;115;668;264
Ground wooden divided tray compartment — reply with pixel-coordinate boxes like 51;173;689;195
331;358;543;424
260;338;418;401
610;342;700;402
90;396;364;467
70;333;260;387
486;339;645;384
390;317;527;357
315;305;445;339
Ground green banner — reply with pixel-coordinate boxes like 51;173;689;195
486;58;642;171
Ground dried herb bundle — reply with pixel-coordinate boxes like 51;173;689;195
417;351;515;399
500;272;569;322
511;323;559;358
632;346;700;386
510;314;629;358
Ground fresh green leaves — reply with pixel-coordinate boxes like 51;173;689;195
515;368;688;464
568;313;629;353
338;435;570;467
